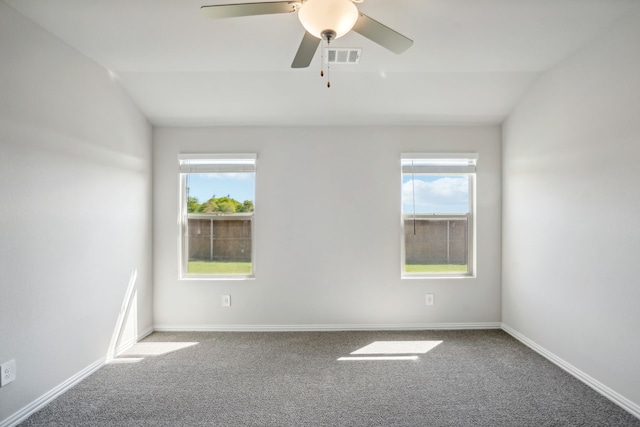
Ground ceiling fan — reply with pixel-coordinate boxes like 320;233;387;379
201;0;413;68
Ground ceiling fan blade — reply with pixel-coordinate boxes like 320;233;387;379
352;13;413;54
201;2;298;19
291;31;320;68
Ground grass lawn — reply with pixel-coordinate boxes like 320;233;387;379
405;264;467;273
187;261;464;275
188;261;252;275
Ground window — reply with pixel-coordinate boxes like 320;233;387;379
401;153;477;277
179;154;256;279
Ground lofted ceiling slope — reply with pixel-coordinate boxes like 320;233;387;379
5;0;640;126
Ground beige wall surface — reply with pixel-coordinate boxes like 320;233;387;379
502;11;640;415
0;3;153;422
153;126;502;328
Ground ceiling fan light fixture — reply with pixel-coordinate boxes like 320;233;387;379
298;0;359;40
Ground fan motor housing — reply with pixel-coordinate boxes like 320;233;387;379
321;29;337;42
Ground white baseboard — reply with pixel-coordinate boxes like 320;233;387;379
114;337;137;356
153;322;502;332
112;326;154;356
1;327;155;427
0;358;104;427
106;325;156;362
502;323;640;420
138;326;155;340
14;323;634;427
2;323;499;426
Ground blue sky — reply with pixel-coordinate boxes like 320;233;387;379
187;173;255;203
402;175;469;214
186;173;466;213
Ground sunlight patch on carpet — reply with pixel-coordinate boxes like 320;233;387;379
338;355;419;361
108;357;144;364
120;342;199;357
351;340;443;355
337;340;442;361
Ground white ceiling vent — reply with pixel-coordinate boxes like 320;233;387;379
326;48;361;64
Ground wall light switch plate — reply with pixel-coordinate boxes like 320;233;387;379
1;359;16;387
221;295;231;307
425;294;434;306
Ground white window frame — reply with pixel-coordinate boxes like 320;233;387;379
401;153;477;279
178;153;256;280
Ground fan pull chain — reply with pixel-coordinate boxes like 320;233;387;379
324;37;331;88
320;42;324;77
319;30;335;88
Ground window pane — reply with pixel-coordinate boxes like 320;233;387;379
187;172;255;208
404;218;468;273
183;171;255;276
402;175;469;214
402;174;471;275
186;216;252;275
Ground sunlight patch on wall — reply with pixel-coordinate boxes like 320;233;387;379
106;269;138;362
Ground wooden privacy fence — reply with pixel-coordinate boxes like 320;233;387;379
404;217;468;265
187;214;467;265
187;214;252;262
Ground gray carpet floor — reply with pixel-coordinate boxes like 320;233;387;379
20;330;640;426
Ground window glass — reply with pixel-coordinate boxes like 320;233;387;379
179;155;256;279
401;155;476;277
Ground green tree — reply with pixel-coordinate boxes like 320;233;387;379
187;196;201;213
237;200;254;213
194;196;253;214
200;198;220;213
215;196;239;213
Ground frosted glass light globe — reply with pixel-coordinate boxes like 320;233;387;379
298;0;359;40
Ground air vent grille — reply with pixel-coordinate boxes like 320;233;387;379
326;48;361;64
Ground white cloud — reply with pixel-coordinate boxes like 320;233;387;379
402;176;469;213
195;172;252;180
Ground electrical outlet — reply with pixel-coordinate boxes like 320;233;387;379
221;295;231;307
1;359;16;387
425;294;434;306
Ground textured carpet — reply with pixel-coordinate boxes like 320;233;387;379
20;330;640;426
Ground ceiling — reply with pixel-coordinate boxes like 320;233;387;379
5;0;640;126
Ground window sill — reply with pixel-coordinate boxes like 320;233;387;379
180;275;255;281
401;273;476;280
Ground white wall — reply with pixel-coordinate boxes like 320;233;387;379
502;11;640;413
154;126;501;329
0;3;153;423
